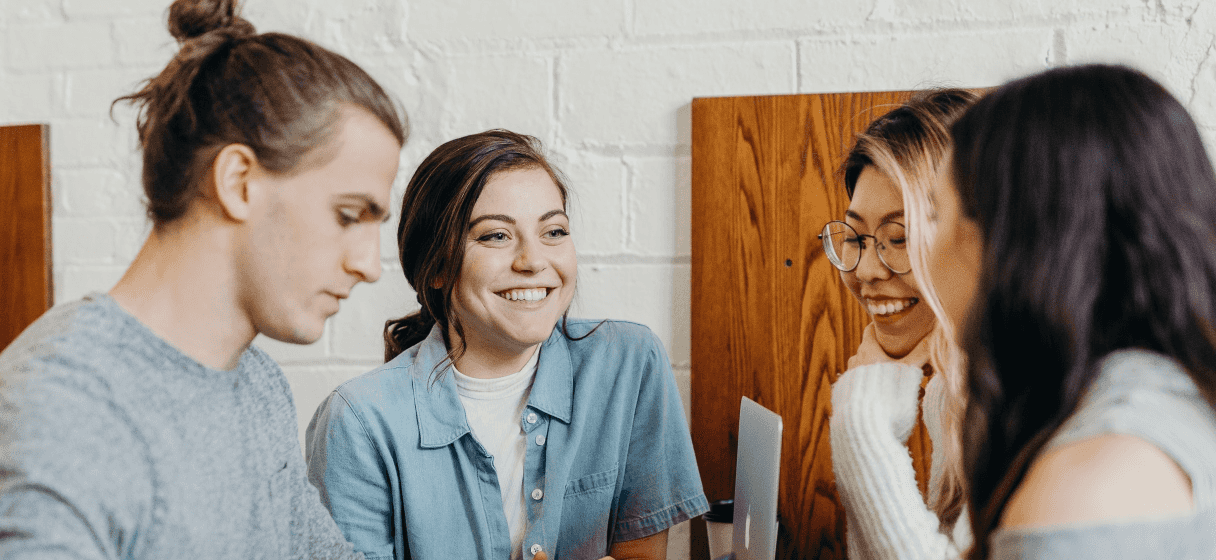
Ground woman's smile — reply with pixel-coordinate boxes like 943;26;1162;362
496;287;552;302
865;296;921;323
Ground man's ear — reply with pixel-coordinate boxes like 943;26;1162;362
211;143;259;223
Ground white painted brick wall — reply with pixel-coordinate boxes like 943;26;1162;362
5;1;1216;557
561;43;796;145
798;28;1055;91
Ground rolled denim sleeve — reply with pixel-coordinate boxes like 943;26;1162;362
306;391;397;560
612;331;709;542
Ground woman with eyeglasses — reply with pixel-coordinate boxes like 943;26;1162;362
823;89;977;559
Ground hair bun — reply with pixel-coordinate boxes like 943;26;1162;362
168;0;255;43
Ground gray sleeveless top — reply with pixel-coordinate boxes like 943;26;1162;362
991;349;1216;559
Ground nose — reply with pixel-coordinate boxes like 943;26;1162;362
346;227;383;284
854;240;892;284
512;235;546;273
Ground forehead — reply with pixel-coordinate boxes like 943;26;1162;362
473;167;564;215
847;166;903;223
299;107;399;203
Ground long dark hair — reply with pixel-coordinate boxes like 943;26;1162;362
384;130;574;369
115;0;407;227
949;64;1216;558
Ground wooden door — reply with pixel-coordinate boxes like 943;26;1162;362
689;91;925;560
1;124;52;351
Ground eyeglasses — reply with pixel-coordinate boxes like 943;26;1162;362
817;220;911;274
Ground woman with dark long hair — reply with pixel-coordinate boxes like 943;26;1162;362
306;130;707;560
928;64;1216;558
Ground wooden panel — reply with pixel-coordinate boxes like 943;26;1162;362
1;124;52;351
690;92;926;560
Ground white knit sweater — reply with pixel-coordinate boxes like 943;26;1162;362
830;361;972;559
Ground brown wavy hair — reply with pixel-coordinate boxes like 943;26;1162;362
114;0;407;227
383;130;575;372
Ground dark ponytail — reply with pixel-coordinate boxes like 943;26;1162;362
383;300;436;363
115;0;406;226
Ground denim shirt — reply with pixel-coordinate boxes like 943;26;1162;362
305;319;708;560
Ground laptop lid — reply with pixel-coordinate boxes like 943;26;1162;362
732;396;783;560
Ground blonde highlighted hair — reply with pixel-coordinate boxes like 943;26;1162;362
841;89;978;532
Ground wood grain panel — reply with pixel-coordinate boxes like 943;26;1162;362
1;124;52;351
691;92;935;559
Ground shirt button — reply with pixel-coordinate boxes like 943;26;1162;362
531;488;544;500
526;413;538;424
535;434;546;446
530;544;543;555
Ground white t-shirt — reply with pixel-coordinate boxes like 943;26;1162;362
453;349;539;560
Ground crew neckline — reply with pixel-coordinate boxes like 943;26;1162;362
453;347;540;400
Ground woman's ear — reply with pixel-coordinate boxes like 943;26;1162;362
211;143;259;223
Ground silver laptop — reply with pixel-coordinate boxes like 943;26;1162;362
731;397;783;560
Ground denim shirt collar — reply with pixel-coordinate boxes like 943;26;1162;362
410;323;574;449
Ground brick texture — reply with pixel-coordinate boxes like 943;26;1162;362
5;3;1216;557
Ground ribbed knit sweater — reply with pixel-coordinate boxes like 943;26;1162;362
830;361;970;560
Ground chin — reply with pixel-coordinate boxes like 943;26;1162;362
260;316;326;346
508;322;558;347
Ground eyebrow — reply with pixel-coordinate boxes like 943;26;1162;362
845;209;905;225
468;209;567;229
334;194;391;223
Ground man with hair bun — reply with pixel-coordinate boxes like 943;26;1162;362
0;0;405;557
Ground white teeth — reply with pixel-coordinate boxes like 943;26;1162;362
499;288;549;302
867;298;915;316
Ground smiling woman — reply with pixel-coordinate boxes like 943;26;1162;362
825;89;978;560
305;129;708;560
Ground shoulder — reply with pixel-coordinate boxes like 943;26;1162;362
991;507;1216;560
1003;349;1216;530
1088;349;1202;400
0;300;156;506
1;296;128;379
560;318;664;355
559;319;671;380
1001;434;1194;530
0;296;146;418
557;319;676;397
312;354;426;442
330;357;418;410
1054;349;1216;460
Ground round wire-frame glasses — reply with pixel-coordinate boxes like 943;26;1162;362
817;220;911;274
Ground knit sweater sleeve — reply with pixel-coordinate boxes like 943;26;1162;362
830;362;960;560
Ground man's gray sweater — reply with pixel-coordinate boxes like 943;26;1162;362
0;293;362;559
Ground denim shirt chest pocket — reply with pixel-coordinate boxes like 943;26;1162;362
557;465;619;558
